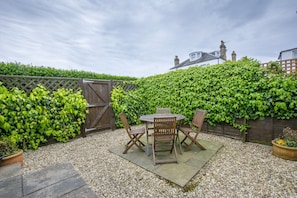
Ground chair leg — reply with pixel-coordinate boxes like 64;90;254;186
173;143;178;163
180;131;206;151
176;131;183;155
184;135;206;150
153;139;178;165
135;134;145;146
152;138;156;165
123;134;145;154
188;139;206;150
170;139;174;153
132;134;145;151
180;134;188;144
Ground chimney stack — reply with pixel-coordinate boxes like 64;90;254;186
174;55;179;66
220;40;227;60
232;51;236;61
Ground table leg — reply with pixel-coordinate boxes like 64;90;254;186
176;129;183;155
145;122;148;143
176;121;183;155
145;122;151;156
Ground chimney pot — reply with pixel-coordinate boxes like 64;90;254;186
220;40;227;60
232;51;237;61
174;55;179;66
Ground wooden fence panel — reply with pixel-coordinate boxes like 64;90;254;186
0;75;81;93
202;118;297;145
247;118;273;144
201;122;243;140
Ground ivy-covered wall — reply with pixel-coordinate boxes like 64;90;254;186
111;58;297;132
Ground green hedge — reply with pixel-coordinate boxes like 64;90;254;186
111;58;297;132
0;62;137;81
0;83;88;150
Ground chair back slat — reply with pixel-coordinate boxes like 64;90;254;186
154;117;176;138
119;112;131;132
156;108;171;114
192;109;207;130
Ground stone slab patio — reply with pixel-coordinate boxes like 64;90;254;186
109;137;223;188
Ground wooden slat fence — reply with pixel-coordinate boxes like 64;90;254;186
0;75;82;93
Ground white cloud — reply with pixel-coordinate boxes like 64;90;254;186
0;0;296;77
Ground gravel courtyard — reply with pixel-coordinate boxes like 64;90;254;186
23;126;297;198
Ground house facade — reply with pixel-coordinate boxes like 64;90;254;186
278;48;297;60
170;40;236;70
261;47;297;74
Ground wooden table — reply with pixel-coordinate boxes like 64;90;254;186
139;114;185;155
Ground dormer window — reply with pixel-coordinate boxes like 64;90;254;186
189;51;202;62
214;51;220;57
293;50;297;58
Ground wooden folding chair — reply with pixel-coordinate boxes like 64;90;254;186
119;112;145;154
152;117;178;165
179;109;207;151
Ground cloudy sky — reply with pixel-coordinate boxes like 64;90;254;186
0;0;296;77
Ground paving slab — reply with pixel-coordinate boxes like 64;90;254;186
0;163;22;198
61;185;98;198
0;162;98;198
109;136;223;188
23;162;78;195
24;174;86;198
0;162;21;179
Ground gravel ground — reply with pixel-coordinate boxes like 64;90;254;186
23;126;297;198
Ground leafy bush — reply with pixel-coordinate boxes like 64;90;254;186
111;58;297;132
0;62;137;81
274;127;297;147
0;83;88;150
0;136;20;157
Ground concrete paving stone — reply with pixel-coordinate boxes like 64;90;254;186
0;174;22;198
23;162;78;195
23;174;86;198
154;163;199;187
61;185;98;198
0;162;98;198
0;163;22;198
0;162;21;180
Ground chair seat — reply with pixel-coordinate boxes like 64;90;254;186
179;126;195;133
130;128;145;135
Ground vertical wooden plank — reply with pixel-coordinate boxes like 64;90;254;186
109;80;116;130
247;118;273;145
80;79;87;137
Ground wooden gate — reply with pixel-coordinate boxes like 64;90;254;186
82;79;116;136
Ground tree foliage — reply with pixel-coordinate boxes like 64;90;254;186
0;62;137;81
